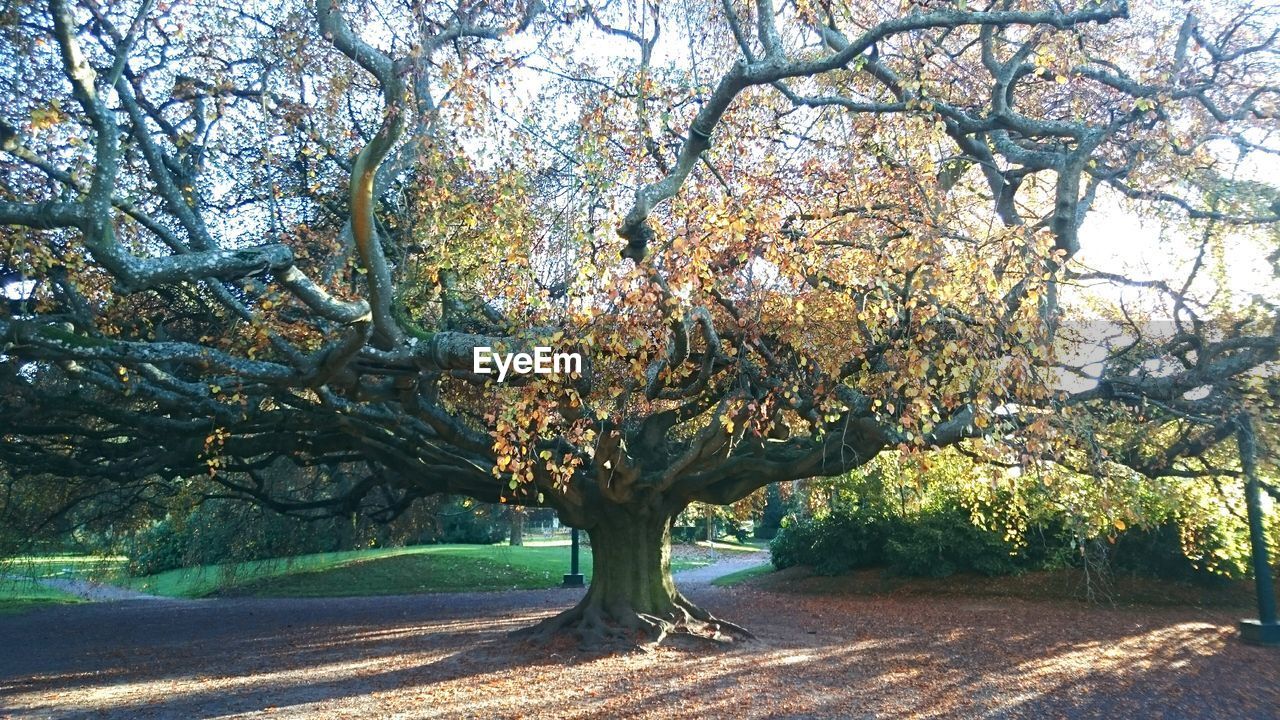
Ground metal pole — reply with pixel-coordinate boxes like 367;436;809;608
570;528;580;575
1245;473;1277;624
1237;414;1279;645
562;526;584;587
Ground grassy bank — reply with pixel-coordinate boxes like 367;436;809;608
710;564;774;587
2;543;717;600
153;544;604;598
0;539;758;602
0;578;82;615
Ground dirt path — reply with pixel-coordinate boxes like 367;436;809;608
3;579;1277;719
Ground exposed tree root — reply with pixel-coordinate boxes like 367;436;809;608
673;591;757;640
513;594;756;651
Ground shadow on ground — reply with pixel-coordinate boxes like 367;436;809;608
1;584;1276;719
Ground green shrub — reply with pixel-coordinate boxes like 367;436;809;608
1109;520;1245;585
770;502;1021;578
765;494;1252;584
125;494;518;575
767;516;812;570
126;500;382;575
128;519;189;576
770;505;898;575
885;502;1020;577
754;484;787;540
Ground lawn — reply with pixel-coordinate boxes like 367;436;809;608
0;540;732;601
0;555;115;614
112;542;709;598
0;554;128;581
0;577;82;615
224;550;562;597
210;544;597;598
711;563;775;587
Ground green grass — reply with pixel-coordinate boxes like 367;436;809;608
692;539;769;553
710;564;774;587
1;554;128;581
0;577;83;615
0;555;120;614
4;543;718;600
226;551;561;597
119;543;708;599
120;546;437;597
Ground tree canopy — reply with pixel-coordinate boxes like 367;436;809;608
1;0;1278;645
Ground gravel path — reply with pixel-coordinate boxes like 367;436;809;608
674;552;769;585
2;567;1277;719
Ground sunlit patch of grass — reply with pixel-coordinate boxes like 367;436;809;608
123;544;615;598
8;544;709;599
711;564;774;587
122;544;607;597
0;555;128;582
222;553;556;597
693;539;769;553
0;577;82;615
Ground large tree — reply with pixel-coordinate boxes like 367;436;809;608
1;0;1278;645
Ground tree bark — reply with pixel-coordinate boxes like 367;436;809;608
509;507;525;547
585;510;679;618
514;505;753;648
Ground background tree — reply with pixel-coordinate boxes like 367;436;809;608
1;0;1277;646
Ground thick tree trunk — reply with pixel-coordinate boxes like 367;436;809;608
514;507;753;648
585;511;680;618
509;507;525;547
